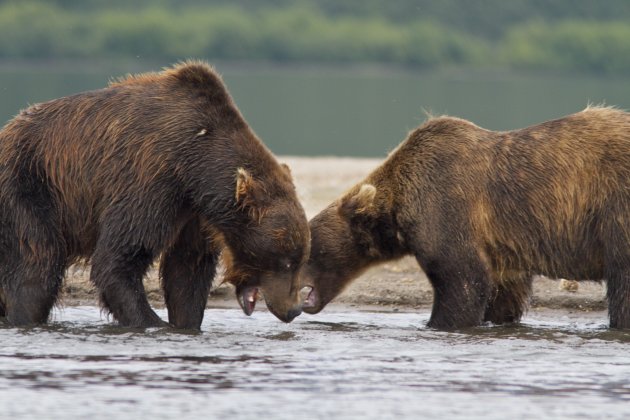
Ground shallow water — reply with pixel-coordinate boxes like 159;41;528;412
1;307;629;420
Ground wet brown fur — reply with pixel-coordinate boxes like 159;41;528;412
0;61;309;328
303;106;630;329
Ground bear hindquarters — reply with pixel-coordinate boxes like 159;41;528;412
421;250;493;329
484;272;532;324
160;218;218;330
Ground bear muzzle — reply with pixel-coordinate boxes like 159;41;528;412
236;275;304;323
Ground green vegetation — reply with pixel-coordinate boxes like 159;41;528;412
0;0;629;74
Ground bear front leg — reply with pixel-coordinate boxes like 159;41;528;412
484;272;532;324
161;218;218;330
90;242;166;328
421;254;493;330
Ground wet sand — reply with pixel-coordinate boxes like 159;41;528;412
59;156;608;316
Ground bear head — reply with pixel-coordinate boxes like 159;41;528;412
223;166;310;323
301;182;403;314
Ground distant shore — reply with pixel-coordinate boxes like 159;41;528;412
59;156;608;316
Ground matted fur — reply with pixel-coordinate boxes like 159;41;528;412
0;61;309;328
303;106;630;329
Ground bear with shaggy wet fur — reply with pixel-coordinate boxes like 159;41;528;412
301;107;630;329
0;61;309;328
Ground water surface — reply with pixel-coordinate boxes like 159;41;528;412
1;307;629;419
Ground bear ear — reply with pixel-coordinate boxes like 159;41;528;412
235;167;254;203
340;184;377;216
280;163;292;178
235;168;268;221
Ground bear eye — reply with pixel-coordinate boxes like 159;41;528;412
278;256;295;272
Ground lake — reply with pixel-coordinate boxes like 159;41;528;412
1;307;629;420
1;61;629;157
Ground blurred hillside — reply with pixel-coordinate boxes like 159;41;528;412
0;0;629;74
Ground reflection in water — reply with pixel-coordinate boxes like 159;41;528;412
0;307;629;419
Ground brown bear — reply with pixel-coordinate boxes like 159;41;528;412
301;106;630;329
0;61;310;329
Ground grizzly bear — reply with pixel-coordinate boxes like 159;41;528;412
301;107;630;329
0;61;310;329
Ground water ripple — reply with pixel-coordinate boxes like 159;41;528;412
1;307;629;419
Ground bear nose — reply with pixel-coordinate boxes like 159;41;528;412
285;307;302;323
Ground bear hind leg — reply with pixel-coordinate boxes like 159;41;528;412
484;272;532;325
0;163;66;325
0;288;5;317
3;258;65;326
603;227;630;329
606;274;630;329
0;220;65;326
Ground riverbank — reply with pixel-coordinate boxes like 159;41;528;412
58;156;608;316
